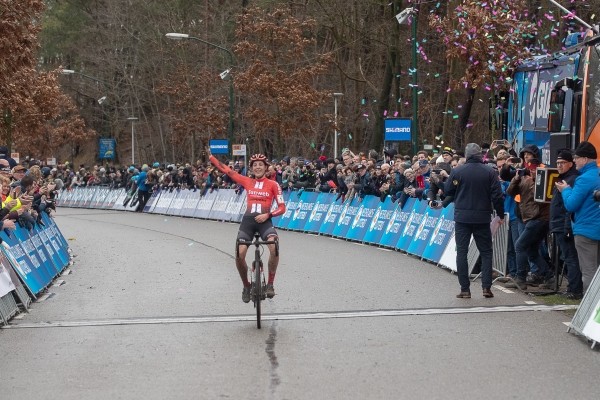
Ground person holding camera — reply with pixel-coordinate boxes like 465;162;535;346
506;144;552;290
444;143;504;299
426;162;452;208
549;150;583;299
555;141;600;293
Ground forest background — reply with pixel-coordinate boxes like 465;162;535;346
1;0;598;166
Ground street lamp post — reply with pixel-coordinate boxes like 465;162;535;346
127;117;138;165
332;93;343;158
396;7;419;155
165;33;235;149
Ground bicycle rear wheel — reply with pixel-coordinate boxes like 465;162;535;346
253;260;262;329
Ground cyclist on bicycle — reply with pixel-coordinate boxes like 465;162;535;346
208;150;286;302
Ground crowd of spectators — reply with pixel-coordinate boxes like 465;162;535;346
4;139;599;300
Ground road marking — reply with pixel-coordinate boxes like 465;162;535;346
492;285;514;294
524;301;537;305
2;304;578;329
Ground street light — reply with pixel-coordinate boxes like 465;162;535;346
127;117;138;165
165;32;235;149
396;7;419;155
332;93;343;158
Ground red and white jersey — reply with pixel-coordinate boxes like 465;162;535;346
209;156;286;217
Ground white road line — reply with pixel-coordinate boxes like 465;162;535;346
492;285;514;294
524;301;537;305
2;304;578;329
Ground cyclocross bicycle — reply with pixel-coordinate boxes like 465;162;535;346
237;233;279;329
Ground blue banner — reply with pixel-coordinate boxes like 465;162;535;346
384;118;411;141
396;200;428;252
407;205;444;257
287;191;319;231
99;138;116;159
331;197;361;238
275;191;301;229
318;197;346;236
421;204;455;263
345;196;381;242
209;139;229;155
363;196;397;245
304;193;336;233
379;198;415;248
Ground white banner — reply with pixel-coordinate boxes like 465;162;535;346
582;299;600;343
0;254;16;297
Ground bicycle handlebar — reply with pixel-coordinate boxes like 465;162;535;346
237;237;278;246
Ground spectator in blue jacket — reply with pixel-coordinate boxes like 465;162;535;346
556;141;600;292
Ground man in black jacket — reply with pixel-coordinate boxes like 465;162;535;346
550;149;583;299
444;143;505;299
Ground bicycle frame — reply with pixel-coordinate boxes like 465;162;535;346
237;233;278;329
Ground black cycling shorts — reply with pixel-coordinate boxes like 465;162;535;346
237;214;278;243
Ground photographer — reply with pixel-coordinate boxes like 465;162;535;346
550;150;582;299
426;162;452;208
555;141;600;293
506;144;553;290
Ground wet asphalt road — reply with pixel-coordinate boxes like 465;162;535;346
0;208;598;400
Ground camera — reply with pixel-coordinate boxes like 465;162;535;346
517;168;527;177
429;200;439;208
432;169;442;174
594;189;600;202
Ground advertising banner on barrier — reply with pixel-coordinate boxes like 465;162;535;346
69;188;84;208
153;189;174;214
287;191;319;231
276;191;301;229
29;229;58;275
209;190;233;221
421;204;455;263
1;232;47;295
582;298;600;344
225;190;246;222
303;192;336;233
379;198;416;248
168;189;187;216
182;190;202;218
90;187;109;209
0;253;16;297
112;189;128;211
396;200;428;252
37;227;65;273
271;191;291;227
363;196;397;245
43;214;71;267
407;205;444;257
14;229;55;284
143;190;160;213
345;196;381;242
82;187;98;208
331;197;362;238
318;197;346;236
194;191;218;219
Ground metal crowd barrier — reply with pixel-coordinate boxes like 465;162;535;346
568;266;600;349
468;214;510;279
0;292;19;326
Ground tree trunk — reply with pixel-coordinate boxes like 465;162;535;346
456;87;475;150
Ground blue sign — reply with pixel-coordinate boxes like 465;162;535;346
209;139;230;155
304;193;336;233
407;205;444;257
287;191;319;231
384;118;411;142
318;197;347;236
99;138;116;159
379;198;416;248
421;204;455;263
396;200;428;252
363;196;397;245
346;196;380;242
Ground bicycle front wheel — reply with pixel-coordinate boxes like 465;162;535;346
254;260;262;329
